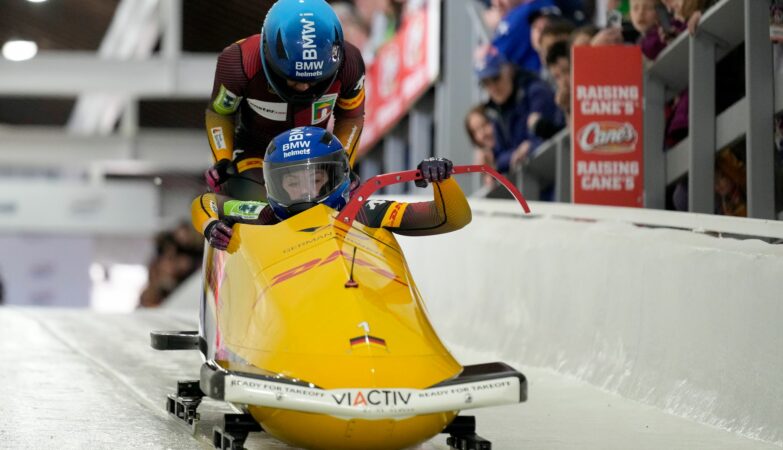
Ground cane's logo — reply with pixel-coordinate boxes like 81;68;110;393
577;121;637;154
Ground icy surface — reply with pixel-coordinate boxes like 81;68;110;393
0;308;778;449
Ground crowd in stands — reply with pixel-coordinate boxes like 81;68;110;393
464;0;778;217
138;222;203;308
138;0;781;306
330;0;426;63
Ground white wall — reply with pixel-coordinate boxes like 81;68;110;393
397;200;783;445
0;179;158;235
164;197;782;445
0;235;92;307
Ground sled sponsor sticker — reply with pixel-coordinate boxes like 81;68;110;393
332;389;411;408
248;99;288;121
210;127;226;150
213;85;241;115
268;250;408;288
223;373;521;418
349;335;387;350
312;93;338;124
572;45;644;207
382;202;407;228
224;200;266;219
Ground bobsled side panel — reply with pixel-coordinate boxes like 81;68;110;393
229;205;336;270
223;240;461;388
204;206;461;390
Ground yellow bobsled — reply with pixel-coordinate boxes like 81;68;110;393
153;165;529;450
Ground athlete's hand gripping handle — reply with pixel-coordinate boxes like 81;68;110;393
204;220;233;251
415;157;454;188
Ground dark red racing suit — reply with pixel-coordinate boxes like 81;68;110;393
206;35;366;172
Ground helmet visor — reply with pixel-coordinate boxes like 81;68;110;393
265;158;348;207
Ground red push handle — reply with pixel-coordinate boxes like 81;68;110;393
338;164;530;229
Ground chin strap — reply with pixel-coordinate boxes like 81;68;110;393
338;164;530;230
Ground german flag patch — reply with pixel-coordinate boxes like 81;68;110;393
349;335;387;349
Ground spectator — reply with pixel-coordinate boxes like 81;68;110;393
464;104;498;188
528;5;564;72
640;0;697;149
640;0;685;59
138;222;204;308
537;18;576;82
714;148;747;217
639;0;696;210
483;0;506;32
584;0;623;27
332;2;371;58
545;40;572;125
629;0;660;37
354;0;403;62
673;146;750;215
475;47;562;174
590;22;624;45
680;0;724;36
492;0;557;74
554;0;589;25
570;23;600;46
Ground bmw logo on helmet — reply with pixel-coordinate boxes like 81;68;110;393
260;0;345;104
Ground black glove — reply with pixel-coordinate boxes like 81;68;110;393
204;220;233;251
204;159;235;193
415;157;453;188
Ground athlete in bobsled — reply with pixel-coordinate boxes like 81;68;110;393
204;0;365;200
155;127;527;450
193;127;469;250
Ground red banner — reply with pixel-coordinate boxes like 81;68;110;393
571;46;644;207
359;1;440;155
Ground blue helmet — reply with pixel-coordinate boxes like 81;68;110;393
264;126;350;219
261;0;344;104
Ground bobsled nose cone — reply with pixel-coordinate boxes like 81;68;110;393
248;407;457;450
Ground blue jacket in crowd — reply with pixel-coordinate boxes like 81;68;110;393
491;0;554;74
485;69;563;174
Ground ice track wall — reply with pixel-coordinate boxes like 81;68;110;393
396;199;783;446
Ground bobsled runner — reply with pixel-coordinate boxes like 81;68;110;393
152;164;530;450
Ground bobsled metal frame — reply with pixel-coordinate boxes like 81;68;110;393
198;360;526;419
340;164;531;229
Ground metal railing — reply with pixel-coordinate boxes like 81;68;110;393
509;0;781;219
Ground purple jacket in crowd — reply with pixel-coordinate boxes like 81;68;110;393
641;20;689;147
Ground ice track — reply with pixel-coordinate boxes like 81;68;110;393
1;308;777;450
